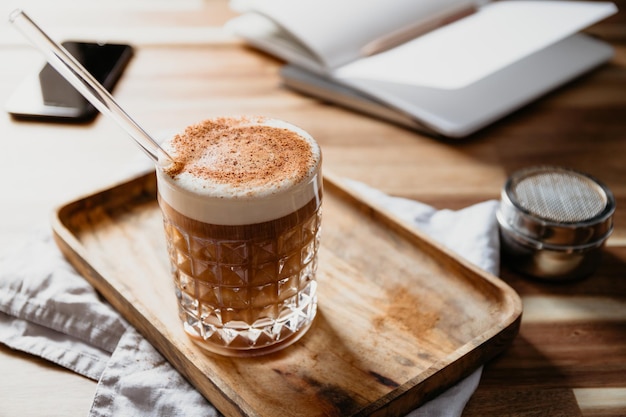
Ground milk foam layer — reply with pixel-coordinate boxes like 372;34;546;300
157;117;322;225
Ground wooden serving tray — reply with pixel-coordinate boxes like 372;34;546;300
52;171;522;417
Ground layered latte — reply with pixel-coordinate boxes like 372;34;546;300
157;116;322;356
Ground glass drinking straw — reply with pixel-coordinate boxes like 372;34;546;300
8;9;176;168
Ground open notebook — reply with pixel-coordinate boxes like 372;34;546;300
227;0;617;138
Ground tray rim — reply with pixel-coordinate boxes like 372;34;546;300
51;169;523;417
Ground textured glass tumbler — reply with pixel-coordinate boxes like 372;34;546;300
156;117;322;356
160;196;321;356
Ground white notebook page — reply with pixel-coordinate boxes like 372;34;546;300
334;1;617;89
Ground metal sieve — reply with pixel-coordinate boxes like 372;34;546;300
511;170;608;223
497;166;615;281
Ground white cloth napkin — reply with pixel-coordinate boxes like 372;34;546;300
0;179;500;417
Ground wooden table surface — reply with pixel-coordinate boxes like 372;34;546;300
0;1;624;416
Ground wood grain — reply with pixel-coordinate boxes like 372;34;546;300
51;171;521;417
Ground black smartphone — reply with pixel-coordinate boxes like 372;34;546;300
6;41;134;123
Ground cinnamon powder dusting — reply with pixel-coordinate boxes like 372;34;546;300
163;117;316;193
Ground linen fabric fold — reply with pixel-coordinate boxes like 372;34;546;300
0;180;499;417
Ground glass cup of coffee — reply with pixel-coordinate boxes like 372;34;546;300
156;116;323;356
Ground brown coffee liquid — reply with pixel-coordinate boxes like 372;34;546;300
159;191;322;355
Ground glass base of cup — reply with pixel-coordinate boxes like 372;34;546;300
180;282;317;357
185;315;315;357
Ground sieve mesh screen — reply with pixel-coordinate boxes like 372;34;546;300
511;171;607;223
